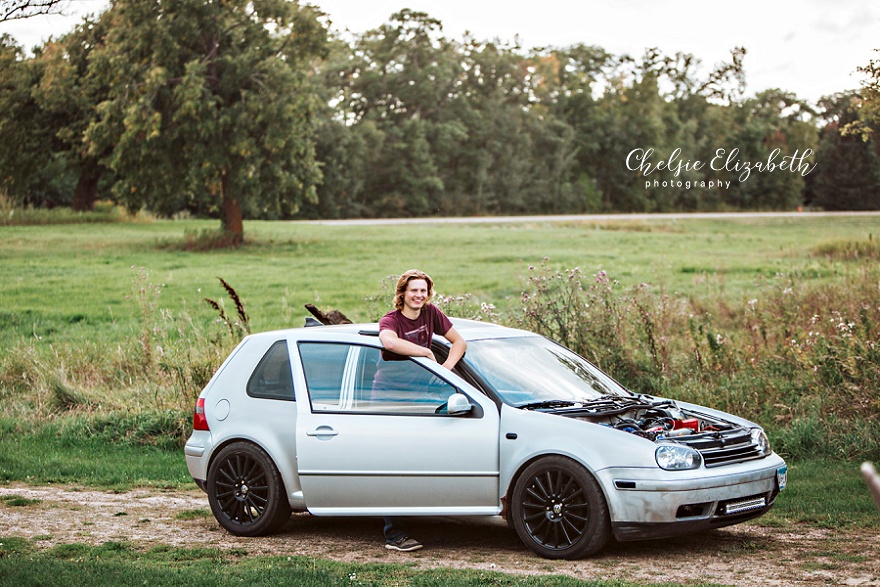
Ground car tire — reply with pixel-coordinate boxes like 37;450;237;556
510;455;610;559
207;441;291;537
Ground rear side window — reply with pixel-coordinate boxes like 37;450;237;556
247;340;295;401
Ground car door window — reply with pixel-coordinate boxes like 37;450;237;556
299;342;455;414
246;340;295;401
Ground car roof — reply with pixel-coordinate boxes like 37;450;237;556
241;317;536;345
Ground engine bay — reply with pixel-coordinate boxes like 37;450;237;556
523;394;741;443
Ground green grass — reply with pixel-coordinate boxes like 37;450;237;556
0;538;724;587
1;213;880;586
0;416;192;489
2;215;879;347
764;460;880;529
0;494;41;507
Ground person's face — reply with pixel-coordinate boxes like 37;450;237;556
403;278;429;313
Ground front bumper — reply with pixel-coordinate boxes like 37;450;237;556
598;453;786;542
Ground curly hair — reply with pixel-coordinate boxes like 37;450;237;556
393;269;434;311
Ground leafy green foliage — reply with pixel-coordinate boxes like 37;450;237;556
810;93;880;211
6;7;880;219
82;0;329;242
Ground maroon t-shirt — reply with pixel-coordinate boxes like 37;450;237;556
378;304;453;361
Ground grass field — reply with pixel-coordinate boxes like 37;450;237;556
2;211;880;586
2;213;879;345
0;540;656;587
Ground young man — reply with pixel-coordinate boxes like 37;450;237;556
377;269;467;552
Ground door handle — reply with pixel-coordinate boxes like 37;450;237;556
306;425;338;440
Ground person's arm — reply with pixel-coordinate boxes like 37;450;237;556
379;329;437;362
440;326;467;371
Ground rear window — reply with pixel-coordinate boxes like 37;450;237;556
246;340;295;401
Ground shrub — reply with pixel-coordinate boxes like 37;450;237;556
512;261;880;461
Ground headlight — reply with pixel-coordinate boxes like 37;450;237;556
750;428;771;455
656;444;702;470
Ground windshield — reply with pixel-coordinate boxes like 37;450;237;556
463;336;632;406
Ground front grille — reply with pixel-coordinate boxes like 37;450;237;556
678;428;765;467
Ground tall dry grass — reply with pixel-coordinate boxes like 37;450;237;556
2;256;878;459
0;267;240;445
515;260;880;461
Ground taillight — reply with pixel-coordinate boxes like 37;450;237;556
193;397;209;431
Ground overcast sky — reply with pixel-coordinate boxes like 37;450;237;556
4;0;878;104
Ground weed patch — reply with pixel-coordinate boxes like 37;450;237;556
514;262;880;461
0;495;41;507
174;509;212;521
812;237;880;260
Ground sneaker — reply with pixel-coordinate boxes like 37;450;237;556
385;536;423;552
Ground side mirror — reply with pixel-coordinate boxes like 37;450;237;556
447;392;472;416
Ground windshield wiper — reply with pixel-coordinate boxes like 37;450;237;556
554;395;656;416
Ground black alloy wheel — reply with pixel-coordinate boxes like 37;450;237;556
207;441;291;536
511;456;610;559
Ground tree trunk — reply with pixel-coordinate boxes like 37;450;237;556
72;161;101;211
220;168;244;246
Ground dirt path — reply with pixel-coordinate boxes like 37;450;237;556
1;484;878;586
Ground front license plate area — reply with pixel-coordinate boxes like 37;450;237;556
777;465;788;491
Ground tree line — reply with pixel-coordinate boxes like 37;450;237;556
1;1;878;242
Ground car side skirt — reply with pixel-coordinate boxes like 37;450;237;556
307;506;502;516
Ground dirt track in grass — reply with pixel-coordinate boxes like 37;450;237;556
1;484;879;586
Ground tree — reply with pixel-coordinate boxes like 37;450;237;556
810;92;880;210
85;0;328;243
0;0;67;22
0;33;72;205
331;10;457;216
0;35;37;199
33;13;112;210
720;90;817;210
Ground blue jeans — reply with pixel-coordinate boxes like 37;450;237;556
383;516;408;543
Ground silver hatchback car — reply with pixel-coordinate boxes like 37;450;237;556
185;319;787;559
